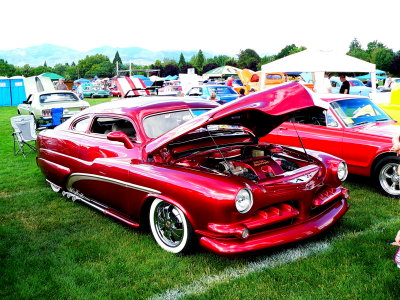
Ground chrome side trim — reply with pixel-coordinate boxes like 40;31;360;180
66;173;161;194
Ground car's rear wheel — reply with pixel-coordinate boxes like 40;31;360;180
149;198;194;253
374;156;400;198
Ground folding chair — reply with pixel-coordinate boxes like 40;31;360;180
39;107;64;129
11;115;37;158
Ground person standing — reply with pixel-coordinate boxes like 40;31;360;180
56;79;68;90
76;82;84;99
339;74;350;94
226;77;234;87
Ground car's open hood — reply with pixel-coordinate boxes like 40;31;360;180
146;82;328;154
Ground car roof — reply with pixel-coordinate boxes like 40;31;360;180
317;93;368;102
80;97;219;117
35;90;76;96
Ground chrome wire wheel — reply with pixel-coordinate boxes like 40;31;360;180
149;198;192;253
378;161;400;197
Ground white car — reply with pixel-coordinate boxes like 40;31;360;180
17;91;90;122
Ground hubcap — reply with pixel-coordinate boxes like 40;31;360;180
379;163;400;196
154;202;184;247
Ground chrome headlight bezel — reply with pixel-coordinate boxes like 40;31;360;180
337;161;348;181
235;188;253;214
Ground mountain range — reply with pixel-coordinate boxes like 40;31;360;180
0;44;216;67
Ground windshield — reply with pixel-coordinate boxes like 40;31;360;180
208;86;237;95
143;109;211;138
39;93;79;103
330;98;391;127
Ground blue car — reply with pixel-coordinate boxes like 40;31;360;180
186;85;239;104
330;77;372;96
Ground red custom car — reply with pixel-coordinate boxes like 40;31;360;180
36;82;349;255
263;94;400;197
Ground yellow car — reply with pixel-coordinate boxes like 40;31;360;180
236;69;288;93
377;84;400;122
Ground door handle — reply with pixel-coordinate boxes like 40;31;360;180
278;127;288;130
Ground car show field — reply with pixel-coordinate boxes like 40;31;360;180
1;96;399;299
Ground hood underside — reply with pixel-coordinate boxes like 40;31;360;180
146;82;328;154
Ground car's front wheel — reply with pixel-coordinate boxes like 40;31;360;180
374;156;400;198
149;198;194;253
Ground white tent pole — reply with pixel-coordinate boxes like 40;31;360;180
370;71;377;93
260;70;266;91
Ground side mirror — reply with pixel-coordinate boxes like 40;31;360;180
23;100;30;104
107;131;135;149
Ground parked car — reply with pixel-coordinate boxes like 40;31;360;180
263;94;400;197
17;91;90;122
330;77;372;96
237;69;288;92
110;87;121;97
186;85;239;104
36;83;349;255
82;83;110;98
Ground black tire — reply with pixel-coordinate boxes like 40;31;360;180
17;109;21;115
373;156;400;198
149;198;194;254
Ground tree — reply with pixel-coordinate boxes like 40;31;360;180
77;54;112;78
179;63;194;74
203;63;219;74
113;51;123;66
367;40;385;55
53;63;68;78
389;55;400;76
348;38;362;53
162;64;179;77
275;44;306;60
237;49;261;69
212;55;230;67
193;49;205;73
178;53;186;67
0;59;16;77
372;47;394;71
225;58;238;68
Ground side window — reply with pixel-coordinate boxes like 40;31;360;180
72;117;91;132
326;111;340;128
90;117;137;140
290;108;327;126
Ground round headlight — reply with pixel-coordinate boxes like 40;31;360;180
235;188;253;213
337;161;348;181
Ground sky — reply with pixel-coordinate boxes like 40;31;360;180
1;0;399;56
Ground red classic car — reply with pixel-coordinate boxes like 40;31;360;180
36;82;349;255
263;94;400;198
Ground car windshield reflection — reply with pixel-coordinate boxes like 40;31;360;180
143;109;211;138
39;93;79;103
330;98;391;127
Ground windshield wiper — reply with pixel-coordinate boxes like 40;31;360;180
353;121;370;126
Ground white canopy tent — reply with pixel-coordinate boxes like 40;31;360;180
260;49;377;93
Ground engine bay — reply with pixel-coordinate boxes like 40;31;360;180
175;144;312;183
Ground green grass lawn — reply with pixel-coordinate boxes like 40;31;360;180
1;100;400;299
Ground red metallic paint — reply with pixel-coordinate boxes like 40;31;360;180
36;84;349;255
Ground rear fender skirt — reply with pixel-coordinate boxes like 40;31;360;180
66;173;161;195
61;190;139;228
